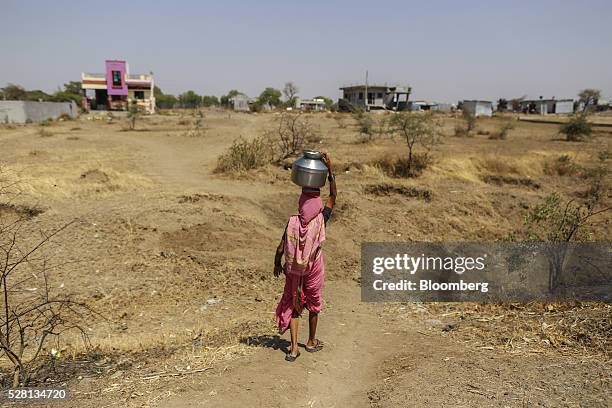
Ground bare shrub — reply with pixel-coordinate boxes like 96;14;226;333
185;110;205;137
0;167;93;386
264;112;317;160
375;117;390;139
388;112;440;176
126;101;140;130
454;110;476;137
215;136;272;173
353;110;374;142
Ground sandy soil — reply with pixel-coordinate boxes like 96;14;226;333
0;110;609;407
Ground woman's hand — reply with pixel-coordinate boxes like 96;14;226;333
322;152;332;173
274;263;283;277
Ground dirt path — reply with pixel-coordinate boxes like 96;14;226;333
74;128;608;408
150;280;609;408
156;281;409;408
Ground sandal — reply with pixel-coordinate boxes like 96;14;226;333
305;339;324;353
285;351;300;362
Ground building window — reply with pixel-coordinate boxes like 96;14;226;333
358;92;363;100
112;70;122;87
134;91;145;100
377;93;383;98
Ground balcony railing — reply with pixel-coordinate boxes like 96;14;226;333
82;73;105;79
126;74;152;82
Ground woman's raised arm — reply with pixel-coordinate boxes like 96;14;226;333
322;153;337;210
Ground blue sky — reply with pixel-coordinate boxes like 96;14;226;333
1;0;611;102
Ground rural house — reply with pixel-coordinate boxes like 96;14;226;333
519;98;573;114
339;84;411;111
295;97;327;111
462;100;493;117
231;94;250;112
81;60;155;113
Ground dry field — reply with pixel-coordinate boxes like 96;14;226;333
0;109;610;407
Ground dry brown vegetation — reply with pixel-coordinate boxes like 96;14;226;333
0;110;609;406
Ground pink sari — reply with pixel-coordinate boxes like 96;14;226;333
275;191;326;333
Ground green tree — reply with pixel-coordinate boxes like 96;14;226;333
256;87;282;108
1;83;28;100
51;81;82;106
560;112;592;141
178;90;202;109
156;94;178;109
63;81;82;95
154;86;178;109
24;90;51;101
201;95;219;107
578;88;601;111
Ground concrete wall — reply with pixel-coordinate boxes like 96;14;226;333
555;100;573;114
0;101;78;124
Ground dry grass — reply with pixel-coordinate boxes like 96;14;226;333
38;128;53;137
3;162;153;199
421;302;611;356
372;153;433;178
215;136;272;173
476;157;521;175
543;154;579;176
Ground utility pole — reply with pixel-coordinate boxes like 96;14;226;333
365;70;369;111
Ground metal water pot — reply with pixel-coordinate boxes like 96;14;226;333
291;150;328;188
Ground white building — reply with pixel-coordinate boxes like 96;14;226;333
296;97;327;111
462;100;493;117
519;98;574;114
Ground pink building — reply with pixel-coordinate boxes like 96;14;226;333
81;60;155;112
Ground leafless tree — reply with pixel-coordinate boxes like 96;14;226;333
0;165;94;386
264;111;316;160
283;82;299;106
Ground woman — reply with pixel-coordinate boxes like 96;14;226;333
274;153;337;362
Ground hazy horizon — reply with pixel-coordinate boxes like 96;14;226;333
2;0;611;103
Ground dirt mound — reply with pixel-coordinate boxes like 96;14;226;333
160;217;271;266
80;169;110;183
481;175;540;189
364;183;432;201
